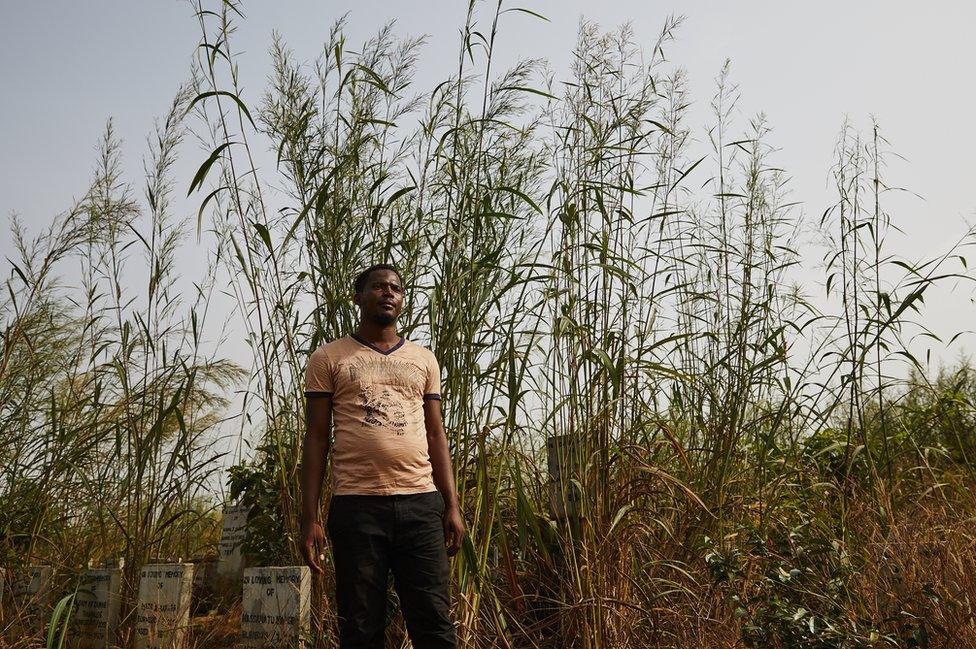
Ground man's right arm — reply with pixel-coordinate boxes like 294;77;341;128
300;396;332;574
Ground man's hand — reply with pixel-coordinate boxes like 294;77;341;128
301;520;327;574
443;503;465;557
424;397;464;557
301;396;332;575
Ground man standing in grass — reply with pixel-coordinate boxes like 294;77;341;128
300;264;464;648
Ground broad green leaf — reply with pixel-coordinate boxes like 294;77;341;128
185;90;256;129
187;142;236;196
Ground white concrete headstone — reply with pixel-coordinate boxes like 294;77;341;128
10;565;52;625
190;555;217;601
241;567;311;649
217;505;249;580
134;563;194;649
72;568;122;649
547;434;582;518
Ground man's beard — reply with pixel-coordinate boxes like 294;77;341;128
371;312;397;327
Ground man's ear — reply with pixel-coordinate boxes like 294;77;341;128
352;292;361;305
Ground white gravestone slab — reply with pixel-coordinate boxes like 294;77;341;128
241;567;311;649
10;565;52;626
217;505;249;580
71;568;122;649
190;555;217;605
547;434;582;519
134;564;194;649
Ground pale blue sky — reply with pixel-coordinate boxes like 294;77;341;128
3;2;975;232
2;1;975;370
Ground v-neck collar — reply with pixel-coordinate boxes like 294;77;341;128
351;333;405;356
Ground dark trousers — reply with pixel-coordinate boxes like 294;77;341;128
327;491;458;649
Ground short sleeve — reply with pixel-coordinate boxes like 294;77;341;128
304;347;334;397
423;352;441;401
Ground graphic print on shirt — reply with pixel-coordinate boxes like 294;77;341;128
348;359;425;434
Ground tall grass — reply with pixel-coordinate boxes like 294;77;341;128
1;92;241;645
3;1;976;647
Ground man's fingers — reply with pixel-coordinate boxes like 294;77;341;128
304;541;325;574
445;525;461;556
442;515;465;556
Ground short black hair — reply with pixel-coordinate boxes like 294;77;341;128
353;264;404;295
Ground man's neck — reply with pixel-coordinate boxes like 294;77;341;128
355;321;400;345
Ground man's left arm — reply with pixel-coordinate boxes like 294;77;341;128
424;398;465;556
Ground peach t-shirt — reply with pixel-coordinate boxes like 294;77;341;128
304;334;441;495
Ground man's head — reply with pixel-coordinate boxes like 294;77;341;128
353;264;405;326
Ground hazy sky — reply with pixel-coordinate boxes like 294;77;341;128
2;1;975;364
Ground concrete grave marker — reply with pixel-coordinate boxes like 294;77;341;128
71;568;122;649
9;565;52;627
547;434;582;519
217;505;249;581
134;563;193;649
190;555;218;611
190;556;216;592
241;567;311;649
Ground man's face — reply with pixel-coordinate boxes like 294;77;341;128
355;269;404;326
